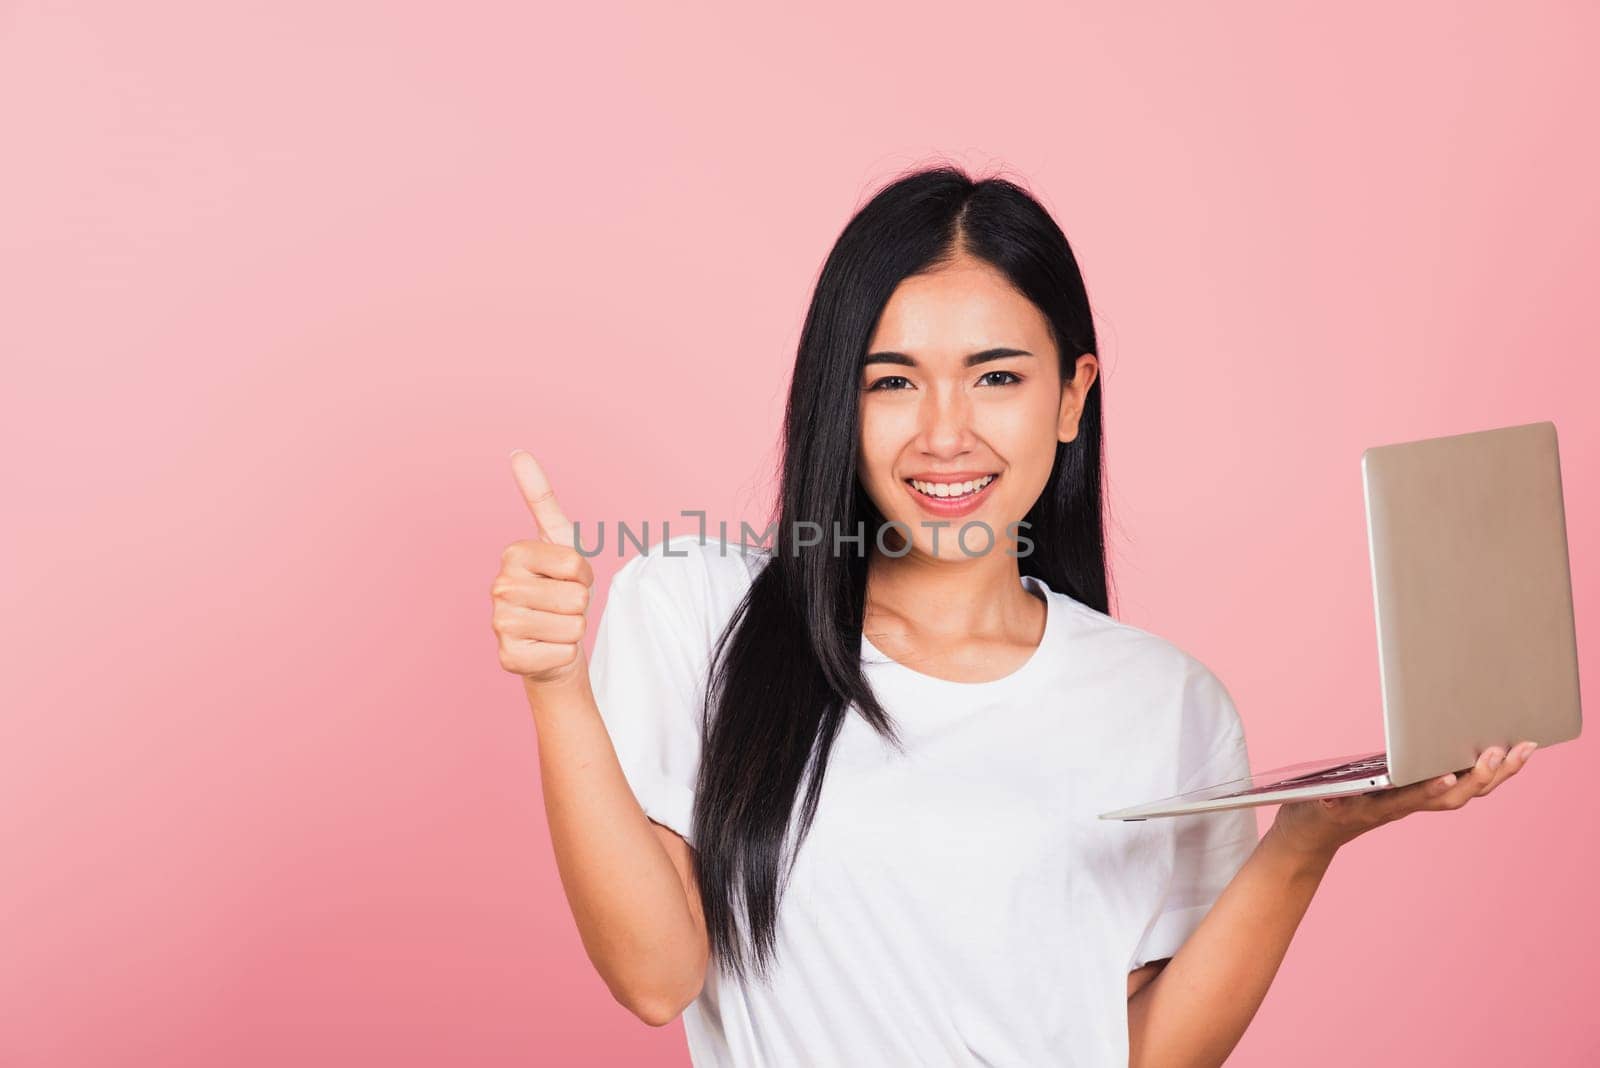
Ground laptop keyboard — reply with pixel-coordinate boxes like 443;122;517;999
1232;752;1390;797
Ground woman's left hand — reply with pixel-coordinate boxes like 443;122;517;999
1267;741;1538;862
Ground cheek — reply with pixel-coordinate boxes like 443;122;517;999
982;395;1059;465
856;406;906;485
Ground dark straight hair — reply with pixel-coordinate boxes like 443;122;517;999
688;164;1110;983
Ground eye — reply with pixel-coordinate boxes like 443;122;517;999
866;375;914;392
978;370;1022;386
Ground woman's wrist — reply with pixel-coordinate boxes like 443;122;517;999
524;659;596;724
1259;818;1340;879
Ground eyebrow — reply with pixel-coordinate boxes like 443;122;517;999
862;347;1034;368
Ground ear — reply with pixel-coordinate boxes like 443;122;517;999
1057;397;1079;443
1057;353;1099;443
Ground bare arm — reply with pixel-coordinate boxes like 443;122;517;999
1126;960;1166;1001
527;671;709;1024
1125;823;1329;1067
1126;742;1533;1067
497;450;709;1025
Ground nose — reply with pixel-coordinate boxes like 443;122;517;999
916;384;975;457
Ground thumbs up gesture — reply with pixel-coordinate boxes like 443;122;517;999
492;450;595;687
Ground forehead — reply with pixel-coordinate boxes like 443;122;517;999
868;260;1053;357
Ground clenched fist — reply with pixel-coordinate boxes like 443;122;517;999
492;450;595;687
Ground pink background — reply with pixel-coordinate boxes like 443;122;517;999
3;2;1596;1064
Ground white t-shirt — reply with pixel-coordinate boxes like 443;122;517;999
587;535;1258;1067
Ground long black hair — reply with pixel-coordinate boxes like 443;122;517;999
688;164;1110;983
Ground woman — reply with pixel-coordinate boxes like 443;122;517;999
491;166;1534;1067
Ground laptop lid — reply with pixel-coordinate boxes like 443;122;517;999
1365;420;1582;786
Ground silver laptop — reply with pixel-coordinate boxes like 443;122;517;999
1100;420;1583;821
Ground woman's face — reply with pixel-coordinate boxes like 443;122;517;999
857;254;1097;562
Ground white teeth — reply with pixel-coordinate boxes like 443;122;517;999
908;474;995;498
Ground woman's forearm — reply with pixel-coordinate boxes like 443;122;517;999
526;670;708;1020
1127;822;1334;1068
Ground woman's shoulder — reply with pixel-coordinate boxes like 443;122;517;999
609;531;772;585
602;532;772;631
1046;589;1242;734
1045;588;1193;668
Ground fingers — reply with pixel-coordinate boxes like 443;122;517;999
496;452;593;684
496;638;581;678
509;449;577;549
1478;741;1536;798
1315;740;1540;835
494;604;587;644
493;573;592;616
499;538;595;587
1368;773;1458;822
1424;750;1499;811
490;564;592;680
491;564;593;639
1422;741;1537;811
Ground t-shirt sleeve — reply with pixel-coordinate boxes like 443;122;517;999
1130;662;1261;969
586;543;725;850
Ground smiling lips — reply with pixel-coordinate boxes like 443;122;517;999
903;472;1000;518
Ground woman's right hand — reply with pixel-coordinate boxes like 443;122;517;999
492;450;595;688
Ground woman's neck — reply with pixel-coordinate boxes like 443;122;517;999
862;547;1042;644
